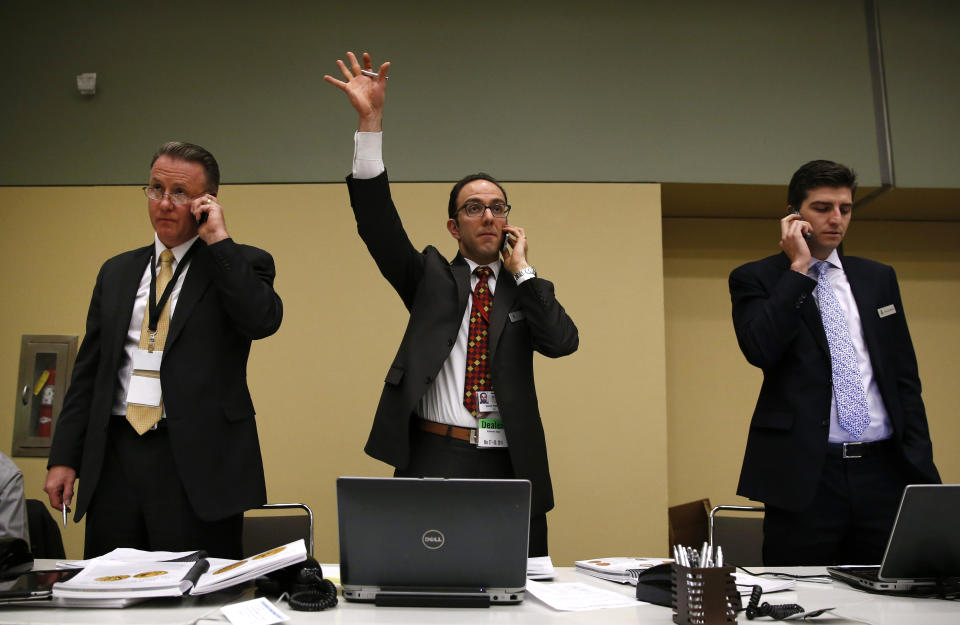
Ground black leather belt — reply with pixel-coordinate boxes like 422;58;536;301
826;439;893;459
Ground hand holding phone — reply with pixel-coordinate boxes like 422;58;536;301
190;196;230;244
195;197;213;225
789;208;812;239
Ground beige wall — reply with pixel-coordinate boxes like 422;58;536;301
0;182;666;564
664;217;960;508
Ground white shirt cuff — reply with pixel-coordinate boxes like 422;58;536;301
353;131;385;179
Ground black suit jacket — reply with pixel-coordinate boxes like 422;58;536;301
49;238;283;522
729;252;939;511
346;172;579;515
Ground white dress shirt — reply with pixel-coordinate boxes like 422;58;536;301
112;234;198;416
419;259;502;428
807;250;892;443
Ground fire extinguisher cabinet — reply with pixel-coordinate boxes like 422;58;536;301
11;334;77;457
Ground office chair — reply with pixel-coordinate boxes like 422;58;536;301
708;505;764;567
242;503;314;557
667;498;711;553
25;499;65;559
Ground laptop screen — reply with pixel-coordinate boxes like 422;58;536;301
337;477;530;593
879;484;960;580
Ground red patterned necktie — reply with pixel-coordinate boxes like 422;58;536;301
463;266;493;417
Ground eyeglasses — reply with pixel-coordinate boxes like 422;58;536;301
142;186;202;206
459;200;511;219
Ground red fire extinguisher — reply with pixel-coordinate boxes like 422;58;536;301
38;369;55;438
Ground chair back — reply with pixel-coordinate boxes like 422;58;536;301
25;499;65;559
668;498;711;553
242;503;313;557
709;505;764;567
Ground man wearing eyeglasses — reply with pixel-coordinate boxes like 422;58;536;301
326;53;578;556
43;141;283;558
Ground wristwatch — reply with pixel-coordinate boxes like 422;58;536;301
513;266;537;284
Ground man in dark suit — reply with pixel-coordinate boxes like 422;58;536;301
325;52;578;556
43;141;283;558
729;160;939;565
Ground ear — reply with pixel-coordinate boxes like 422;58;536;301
446;218;461;241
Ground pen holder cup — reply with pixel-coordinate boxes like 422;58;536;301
671;564;740;625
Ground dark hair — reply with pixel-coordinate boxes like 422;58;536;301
151;141;220;193
447;172;508;219
787;160;857;210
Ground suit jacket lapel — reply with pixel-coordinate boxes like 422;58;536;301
776;253;829;357
451;254;471;318
166;241;213;351
111;245;153;362
488;269;515;363
800;295;829;357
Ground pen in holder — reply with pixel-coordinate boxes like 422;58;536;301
671;563;740;625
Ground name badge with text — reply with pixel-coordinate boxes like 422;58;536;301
877;304;897;318
477;390;498;413
477;417;508;449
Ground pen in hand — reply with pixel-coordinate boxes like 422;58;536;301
62;503;70;528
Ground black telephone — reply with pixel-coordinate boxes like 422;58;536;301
788;207;812;239
255;556;337;611
634;563;673;606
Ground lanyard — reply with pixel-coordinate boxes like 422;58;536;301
147;240;199;350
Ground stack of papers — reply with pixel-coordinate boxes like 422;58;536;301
527;556;556;580
734;571;795;596
525;579;639;611
57;548;201;569
53;540;307;604
574;557;672;584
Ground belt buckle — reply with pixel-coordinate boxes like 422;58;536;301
842;442;863;459
469;429;478;445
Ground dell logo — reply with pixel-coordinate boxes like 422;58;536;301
421;529;445;550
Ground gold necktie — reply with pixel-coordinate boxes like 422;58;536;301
126;249;175;434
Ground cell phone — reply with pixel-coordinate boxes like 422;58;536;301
196;212;208;226
501;232;512;252
789;208;812;239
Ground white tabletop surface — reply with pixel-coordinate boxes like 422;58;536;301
1;563;957;625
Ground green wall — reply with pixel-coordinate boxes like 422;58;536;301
3;1;957;187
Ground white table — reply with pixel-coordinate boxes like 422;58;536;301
1;565;957;624
275;567;959;625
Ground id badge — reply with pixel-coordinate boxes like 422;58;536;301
133;349;163;372
477;390;498;413
477;417;508;448
127;373;162;407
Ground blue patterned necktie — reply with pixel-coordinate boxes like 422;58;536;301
815;261;870;438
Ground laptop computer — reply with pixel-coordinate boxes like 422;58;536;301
828;484;960;592
337;476;531;607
